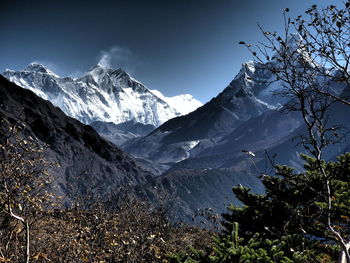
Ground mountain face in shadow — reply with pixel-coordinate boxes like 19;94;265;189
0;75;155;204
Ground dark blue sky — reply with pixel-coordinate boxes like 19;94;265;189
0;0;341;103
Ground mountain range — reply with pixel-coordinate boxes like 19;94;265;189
3;40;350;221
4;63;202;145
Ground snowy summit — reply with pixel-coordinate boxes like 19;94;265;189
3;63;203;127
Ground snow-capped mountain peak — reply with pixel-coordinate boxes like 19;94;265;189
3;63;202;127
272;33;313;65
23;62;60;78
25;62;48;72
150;89;203;115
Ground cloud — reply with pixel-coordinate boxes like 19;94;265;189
97;46;133;70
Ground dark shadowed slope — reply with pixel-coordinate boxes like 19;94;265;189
0;75;155;202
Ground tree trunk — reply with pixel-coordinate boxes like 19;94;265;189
337;242;350;263
25;220;30;263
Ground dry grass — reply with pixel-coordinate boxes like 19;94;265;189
0;199;211;262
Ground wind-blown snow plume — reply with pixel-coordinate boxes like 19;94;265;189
98;46;132;69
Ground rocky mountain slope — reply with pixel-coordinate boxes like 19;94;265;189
124;60;278;170
0;75;155;203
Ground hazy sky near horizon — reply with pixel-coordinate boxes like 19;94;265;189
0;0;343;103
